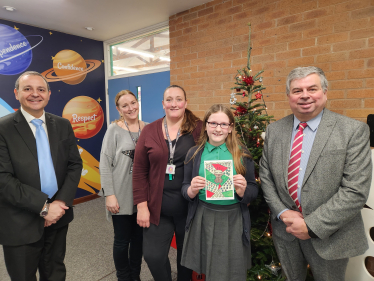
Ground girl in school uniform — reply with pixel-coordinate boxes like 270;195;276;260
181;104;258;281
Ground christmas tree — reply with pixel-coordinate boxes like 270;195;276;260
229;23;284;281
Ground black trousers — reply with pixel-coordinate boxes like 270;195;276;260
112;213;143;281
143;213;192;281
3;224;69;281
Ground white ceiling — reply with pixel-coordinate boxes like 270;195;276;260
0;0;208;41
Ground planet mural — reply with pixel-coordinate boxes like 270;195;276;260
0;97;15;118
41;50;101;85
0;24;43;75
77;145;101;194
62;96;104;139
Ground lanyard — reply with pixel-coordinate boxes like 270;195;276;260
164;118;180;165
123;120;141;147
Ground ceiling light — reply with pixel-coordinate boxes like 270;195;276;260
159;57;170;62
113;66;138;72
118;47;155;58
85;27;94;31
3;6;16;11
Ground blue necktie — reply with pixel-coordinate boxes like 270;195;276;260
31;119;58;198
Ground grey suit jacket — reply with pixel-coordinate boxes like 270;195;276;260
0;110;82;246
259;109;372;260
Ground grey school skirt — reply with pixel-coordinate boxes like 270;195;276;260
181;200;251;281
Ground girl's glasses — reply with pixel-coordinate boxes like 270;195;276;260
206;122;231;129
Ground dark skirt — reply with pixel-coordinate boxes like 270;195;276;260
181;201;251;281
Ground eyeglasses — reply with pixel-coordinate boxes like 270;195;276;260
206;122;231;129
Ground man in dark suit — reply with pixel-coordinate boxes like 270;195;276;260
0;71;82;281
260;66;372;280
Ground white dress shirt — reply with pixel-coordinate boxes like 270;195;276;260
20;106;49;141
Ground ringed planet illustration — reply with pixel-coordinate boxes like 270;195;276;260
0;24;43;75
41;49;101;85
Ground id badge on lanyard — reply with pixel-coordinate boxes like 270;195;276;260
164;118;180;180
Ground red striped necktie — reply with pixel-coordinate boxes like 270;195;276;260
288;122;307;212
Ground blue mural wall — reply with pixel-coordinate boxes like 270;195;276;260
108;71;170;123
0;19;106;199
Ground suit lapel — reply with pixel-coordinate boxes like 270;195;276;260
14;110;38;160
45;113;59;170
302;109;336;187
282;115;294;190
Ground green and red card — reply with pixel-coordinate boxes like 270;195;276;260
204;160;234;200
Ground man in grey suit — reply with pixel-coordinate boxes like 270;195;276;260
0;71;82;280
259;66;372;280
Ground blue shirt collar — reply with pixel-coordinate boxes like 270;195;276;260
205;141;228;152
293;109;323;132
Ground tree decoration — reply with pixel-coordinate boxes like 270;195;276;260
243;75;255;85
229;23;288;281
230;92;237;105
265;261;282;276
233;105;248;116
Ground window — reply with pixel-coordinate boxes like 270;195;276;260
110;28;170;76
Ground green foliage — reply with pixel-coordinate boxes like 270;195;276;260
230;23;315;281
230;24;284;281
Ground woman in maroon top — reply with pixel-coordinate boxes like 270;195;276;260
133;85;202;281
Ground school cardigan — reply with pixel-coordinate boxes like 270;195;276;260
181;145;259;246
132;117;203;226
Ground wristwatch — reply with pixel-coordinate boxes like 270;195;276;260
40;203;50;217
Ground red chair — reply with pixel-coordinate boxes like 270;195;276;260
170;234;206;281
192;271;205;281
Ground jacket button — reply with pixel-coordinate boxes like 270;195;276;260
291;205;297;210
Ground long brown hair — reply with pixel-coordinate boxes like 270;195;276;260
163;85;200;134
113;90;138;123
188;104;251;175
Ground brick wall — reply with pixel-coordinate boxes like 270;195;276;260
169;0;374;122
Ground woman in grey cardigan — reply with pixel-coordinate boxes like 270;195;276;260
99;90;148;281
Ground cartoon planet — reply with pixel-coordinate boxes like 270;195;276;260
77;145;101;194
62;96;104;139
0;24;43;75
41;50;101;85
0;97;15;118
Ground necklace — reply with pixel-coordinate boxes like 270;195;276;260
121;120;141;173
123;120;141;147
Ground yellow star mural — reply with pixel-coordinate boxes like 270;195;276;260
51;56;55;60
49;31;53;35
97;98;102;103
14;26;19;31
102;60;104;63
